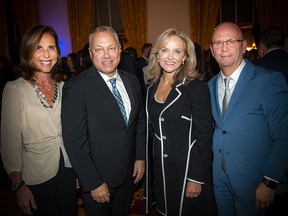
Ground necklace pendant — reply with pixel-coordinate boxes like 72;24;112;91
31;79;58;109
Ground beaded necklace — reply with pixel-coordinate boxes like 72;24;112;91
31;78;58;109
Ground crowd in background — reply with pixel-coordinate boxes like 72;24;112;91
0;37;243;89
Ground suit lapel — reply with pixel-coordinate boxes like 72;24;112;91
166;84;182;106
148;81;182;113
88;67;128;126
88;67;111;97
224;61;255;118
215;74;223;122
210;74;223;124
118;71;136;125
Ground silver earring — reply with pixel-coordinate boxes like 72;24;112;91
182;60;185;65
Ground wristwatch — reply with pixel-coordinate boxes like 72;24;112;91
11;180;25;192
261;177;278;190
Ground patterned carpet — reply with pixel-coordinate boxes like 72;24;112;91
77;187;147;216
0;187;149;216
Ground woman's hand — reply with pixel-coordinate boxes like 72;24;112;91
16;185;37;215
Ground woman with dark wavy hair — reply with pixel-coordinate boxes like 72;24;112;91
1;25;77;216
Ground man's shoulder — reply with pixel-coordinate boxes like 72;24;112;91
268;48;288;56
207;73;218;86
186;78;207;87
256;49;288;63
119;69;138;81
136;57;148;68
138;56;146;62
64;67;96;88
252;63;287;85
253;50;288;76
183;79;210;95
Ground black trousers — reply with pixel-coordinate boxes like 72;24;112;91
266;191;288;216
27;153;77;216
82;173;134;216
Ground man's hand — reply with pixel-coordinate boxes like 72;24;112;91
185;181;202;198
255;182;275;208
17;185;37;215
76;178;80;189
91;183;110;203
133;160;145;184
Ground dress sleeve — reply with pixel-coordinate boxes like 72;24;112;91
187;81;214;182
1;82;24;175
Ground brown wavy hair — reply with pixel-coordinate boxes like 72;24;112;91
17;25;62;82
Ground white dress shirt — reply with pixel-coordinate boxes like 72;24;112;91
99;71;131;119
218;60;246;112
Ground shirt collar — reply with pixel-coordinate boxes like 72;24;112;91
220;60;246;83
98;70;121;83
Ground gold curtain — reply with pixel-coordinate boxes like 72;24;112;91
189;0;220;50
11;0;39;38
118;0;147;56
255;0;288;35
66;0;95;53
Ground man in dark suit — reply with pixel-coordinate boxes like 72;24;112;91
136;43;152;99
208;22;288;216
61;26;145;216
254;26;288;83
136;43;152;71
118;49;138;77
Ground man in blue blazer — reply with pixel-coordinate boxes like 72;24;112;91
61;26;145;216
208;22;288;215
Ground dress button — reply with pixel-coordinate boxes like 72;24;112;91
163;154;168;158
160;118;164;121
162;136;166;139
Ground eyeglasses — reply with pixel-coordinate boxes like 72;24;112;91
90;46;119;55
211;39;244;49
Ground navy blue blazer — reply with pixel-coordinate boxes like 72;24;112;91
208;60;288;197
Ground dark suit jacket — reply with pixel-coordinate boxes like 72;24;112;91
136;56;148;70
253;48;288;83
61;66;146;192
118;51;138;76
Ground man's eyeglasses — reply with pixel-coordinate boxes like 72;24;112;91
211;39;244;49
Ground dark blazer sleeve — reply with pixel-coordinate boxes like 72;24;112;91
133;82;146;161
61;73;104;192
188;80;214;182
120;70;146;161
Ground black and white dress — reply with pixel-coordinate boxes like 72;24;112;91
145;78;217;216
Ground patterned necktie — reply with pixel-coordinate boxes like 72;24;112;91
109;78;128;125
222;77;231;116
